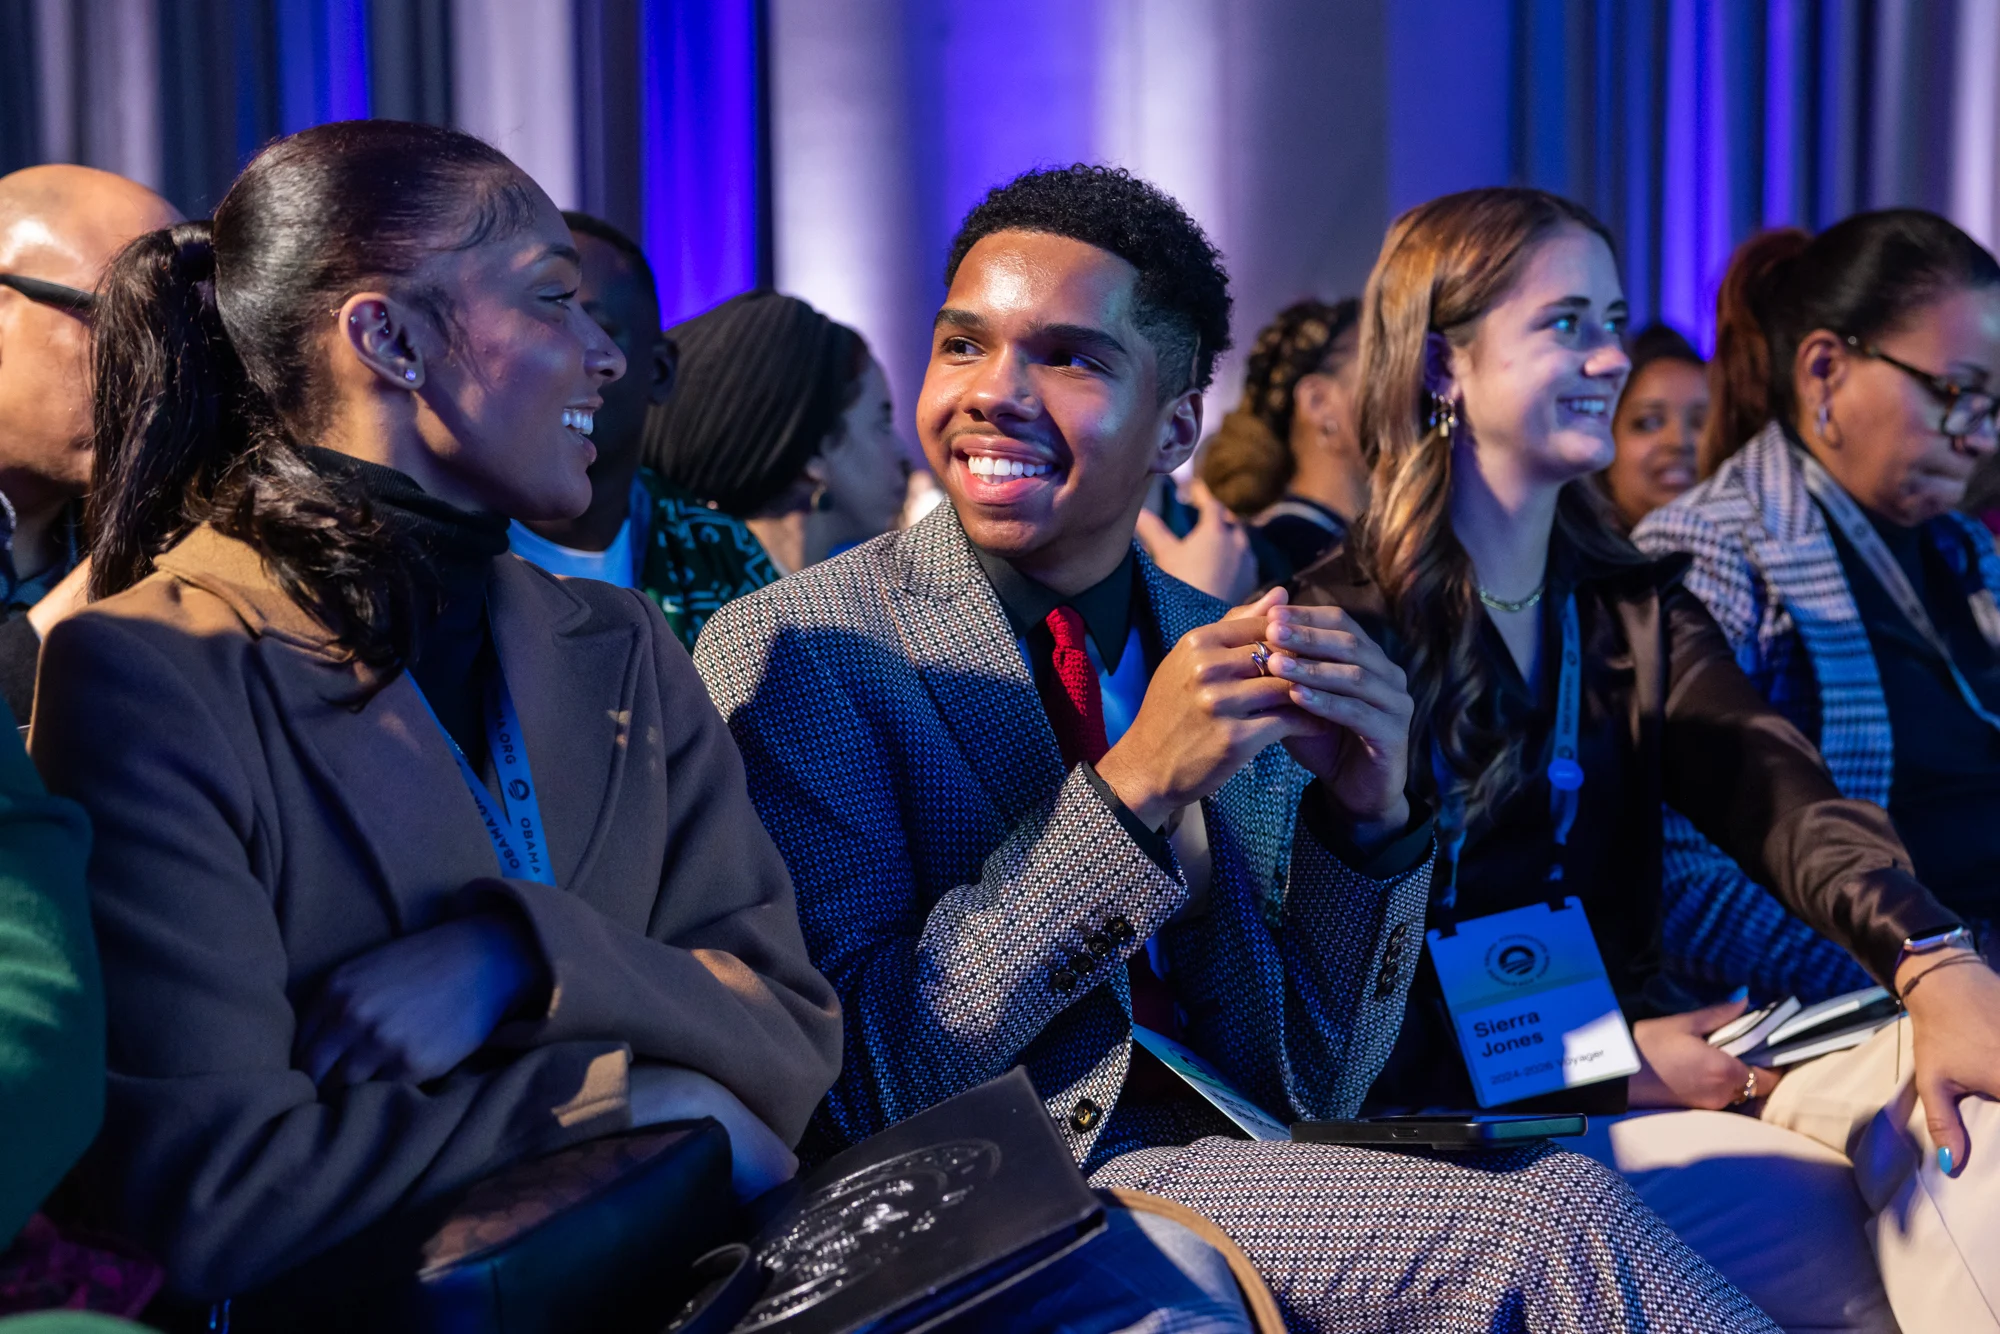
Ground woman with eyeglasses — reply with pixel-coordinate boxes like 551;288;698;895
1628;209;2000;1332
1636;214;2000;1011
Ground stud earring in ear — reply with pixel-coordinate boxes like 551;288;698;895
405;369;418;382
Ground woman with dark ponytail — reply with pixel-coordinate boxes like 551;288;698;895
1293;188;2000;1331
30;121;840;1304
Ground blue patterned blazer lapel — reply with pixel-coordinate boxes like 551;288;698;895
883;505;1066;825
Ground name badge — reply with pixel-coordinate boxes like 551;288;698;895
1427;898;1639;1108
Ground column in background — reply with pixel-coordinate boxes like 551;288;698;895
452;0;579;207
31;0;164;194
769;0;1389;434
1951;0;2000;251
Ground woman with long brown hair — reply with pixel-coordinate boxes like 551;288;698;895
1291;187;2000;1332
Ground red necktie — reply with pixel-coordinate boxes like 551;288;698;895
1039;607;1108;766
1033;608;1184;1091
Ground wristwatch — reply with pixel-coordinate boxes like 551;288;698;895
1896;925;1973;972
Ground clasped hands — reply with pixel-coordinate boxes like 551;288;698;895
1095;587;1414;851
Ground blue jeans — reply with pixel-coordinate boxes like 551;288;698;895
944;1205;1254;1333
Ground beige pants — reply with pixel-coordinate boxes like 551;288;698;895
1572;1018;1997;1334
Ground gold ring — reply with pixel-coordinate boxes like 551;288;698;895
1249;641;1273;676
1734;1068;1758;1106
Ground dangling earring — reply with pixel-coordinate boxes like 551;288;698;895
810;482;833;513
1427;391;1459;438
1816;400;1831;442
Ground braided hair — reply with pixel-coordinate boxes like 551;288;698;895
1200;298;1360;515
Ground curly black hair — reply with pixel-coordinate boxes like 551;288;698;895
944;164;1232;396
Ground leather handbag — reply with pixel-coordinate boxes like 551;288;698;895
188;1119;737;1334
667;1067;1107;1334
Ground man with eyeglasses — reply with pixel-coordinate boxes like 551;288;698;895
0;165;178;722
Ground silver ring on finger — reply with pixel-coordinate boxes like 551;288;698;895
1249;641;1273;676
1733;1068;1758;1106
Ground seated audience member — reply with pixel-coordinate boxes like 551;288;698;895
0;711;161;1327
29;121;840;1304
696;165;1779;1333
645;291;908;580
508;212;780;651
1201;297;1367;578
1637;213;2000;1005
1296;187;2000;1334
0;167;177;719
1598;322;1705;530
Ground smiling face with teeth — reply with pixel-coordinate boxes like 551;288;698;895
919;230;1202;595
331;184;627;522
1437;226;1631;494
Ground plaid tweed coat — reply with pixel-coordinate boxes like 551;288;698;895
695;505;1781;1334
693;502;1432;1163
1634;422;2000;997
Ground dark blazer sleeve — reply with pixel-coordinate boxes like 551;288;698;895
479;593;842;1145
1658;585;1959;984
32;614;633;1300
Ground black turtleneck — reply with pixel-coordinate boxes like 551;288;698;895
301;447;511;768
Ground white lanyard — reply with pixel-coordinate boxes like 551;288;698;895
1436;591;1584;909
412;665;557;886
1796;448;2000;734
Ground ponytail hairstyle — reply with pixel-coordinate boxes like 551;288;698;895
88;119;538;677
1703;210;2000;475
1359;186;1630;830
1200;297;1361;515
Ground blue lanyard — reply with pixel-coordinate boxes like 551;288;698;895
1797;448;2000;733
1435;591;1584;909
411;666;557;886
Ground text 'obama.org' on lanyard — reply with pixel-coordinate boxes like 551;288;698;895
1433;591;1584;914
411;663;557;887
1797;447;2000;732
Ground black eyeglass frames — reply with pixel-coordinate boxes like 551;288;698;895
0;273;96;317
1844;335;1999;443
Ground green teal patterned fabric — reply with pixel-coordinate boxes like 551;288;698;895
634;467;781;651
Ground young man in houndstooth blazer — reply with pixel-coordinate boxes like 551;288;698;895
696;167;1776;1333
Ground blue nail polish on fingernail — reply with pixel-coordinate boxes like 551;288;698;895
1727;985;1750;1004
1939;1146;1954;1175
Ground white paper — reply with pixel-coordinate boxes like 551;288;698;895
1129;1024;1292;1141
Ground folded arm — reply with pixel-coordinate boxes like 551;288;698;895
32;616;633;1299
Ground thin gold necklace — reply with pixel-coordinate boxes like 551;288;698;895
1477;583;1546;614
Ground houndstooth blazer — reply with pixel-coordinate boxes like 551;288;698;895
693;503;1434;1165
1634;422;2000;997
